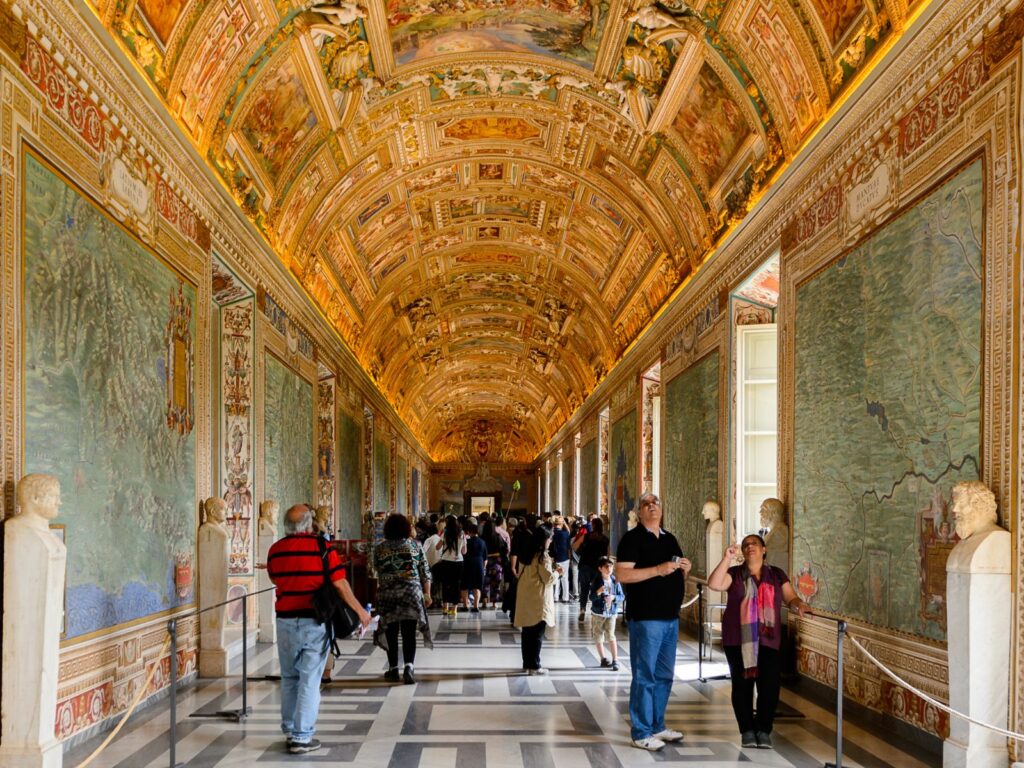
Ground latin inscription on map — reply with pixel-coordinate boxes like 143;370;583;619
793;159;982;641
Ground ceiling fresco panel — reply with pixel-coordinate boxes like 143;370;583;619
87;0;923;462
385;0;608;69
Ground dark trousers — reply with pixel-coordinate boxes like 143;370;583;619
438;560;463;604
520;621;546;670
578;565;597;610
385;619;418;668
724;644;781;734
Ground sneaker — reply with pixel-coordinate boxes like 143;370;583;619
631;737;665;751
654;729;683;742
610;660;620;671
384;668;400;682
470;607;479;613
578;611;586;622
289;739;322;754
600;657;612;668
527;667;548;676
403;665;415;685
741;731;757;748
755;731;773;749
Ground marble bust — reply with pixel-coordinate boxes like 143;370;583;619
759;498;789;567
314;505;333;537
258;499;279;538
1;474;67;766
702;500;724;599
256;500;279;643
944;481;1010;768
198;496;229;676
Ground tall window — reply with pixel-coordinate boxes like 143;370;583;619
736;324;778;536
556;449;564;513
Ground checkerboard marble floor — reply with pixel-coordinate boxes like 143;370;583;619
66;604;939;767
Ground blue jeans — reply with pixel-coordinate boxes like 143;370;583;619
627;618;678;740
277;617;329;742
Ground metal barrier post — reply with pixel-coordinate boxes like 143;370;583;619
168;619;184;768
697;583;705;681
825;620;847;768
240;593;250;717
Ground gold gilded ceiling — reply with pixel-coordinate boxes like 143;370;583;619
97;0;915;463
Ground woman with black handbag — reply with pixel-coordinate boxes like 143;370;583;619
372;514;433;683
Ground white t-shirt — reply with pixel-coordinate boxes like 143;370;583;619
423;533;442;568
437;532;466;562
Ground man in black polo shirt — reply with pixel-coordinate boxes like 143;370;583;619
615;493;691;752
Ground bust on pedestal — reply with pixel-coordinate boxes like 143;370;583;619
256;500;279;643
0;474;67;768
760;498;790;573
943;481;1010;768
702;500;724;603
198;496;230;677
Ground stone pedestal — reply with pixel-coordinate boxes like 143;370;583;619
198;521;229;677
705;519;724;605
943;529;1011;768
257;523;276;643
0;515;66;768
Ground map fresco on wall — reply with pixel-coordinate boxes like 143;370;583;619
23;152;197;639
336;410;362;537
580;439;598;517
609;410;636;545
387;0;607;68
373;438;390;512
663;351;719;577
794;159;982;641
396;457;408;515
264;354;313;536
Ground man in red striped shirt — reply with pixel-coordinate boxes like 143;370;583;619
267;504;370;755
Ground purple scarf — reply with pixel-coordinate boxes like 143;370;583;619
739;569;777;678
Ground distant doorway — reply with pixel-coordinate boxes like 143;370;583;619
464;492;500;518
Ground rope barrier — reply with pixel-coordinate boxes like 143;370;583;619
846;632;1024;742
680;592;700;609
75;633;173;768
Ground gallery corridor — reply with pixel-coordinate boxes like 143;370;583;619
64;605;938;768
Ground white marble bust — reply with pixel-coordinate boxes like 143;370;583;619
314;505;332;537
258;499;279;537
198;496;229;676
947;480;1007;572
759;497;789;567
13;473;63;529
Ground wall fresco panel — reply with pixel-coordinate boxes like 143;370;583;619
23;152;197;639
663;351;719;577
264;354;314;534
608;409;636;546
793;159;982;641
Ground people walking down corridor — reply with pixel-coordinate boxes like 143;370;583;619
435;515;466;615
615;493;690;752
575;517;609;621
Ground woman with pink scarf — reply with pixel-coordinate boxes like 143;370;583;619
708;534;810;750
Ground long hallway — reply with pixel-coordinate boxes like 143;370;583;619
66;605;938;768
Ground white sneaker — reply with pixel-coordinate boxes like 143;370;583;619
528;667;548;676
631;737;665;751
654;729;684;742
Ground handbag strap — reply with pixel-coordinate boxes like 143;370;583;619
316;534;333;583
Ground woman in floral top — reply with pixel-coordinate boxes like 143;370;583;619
372;514;432;684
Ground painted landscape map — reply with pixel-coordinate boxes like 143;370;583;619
264;354;313;535
23;153;196;639
337;409;362;538
663;351;719;577
793;159;982;640
609;410;636;545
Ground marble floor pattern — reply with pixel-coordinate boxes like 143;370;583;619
66;604;939;768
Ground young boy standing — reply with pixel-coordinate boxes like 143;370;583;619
588;556;625;670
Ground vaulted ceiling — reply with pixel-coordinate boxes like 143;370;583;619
96;0;915;463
